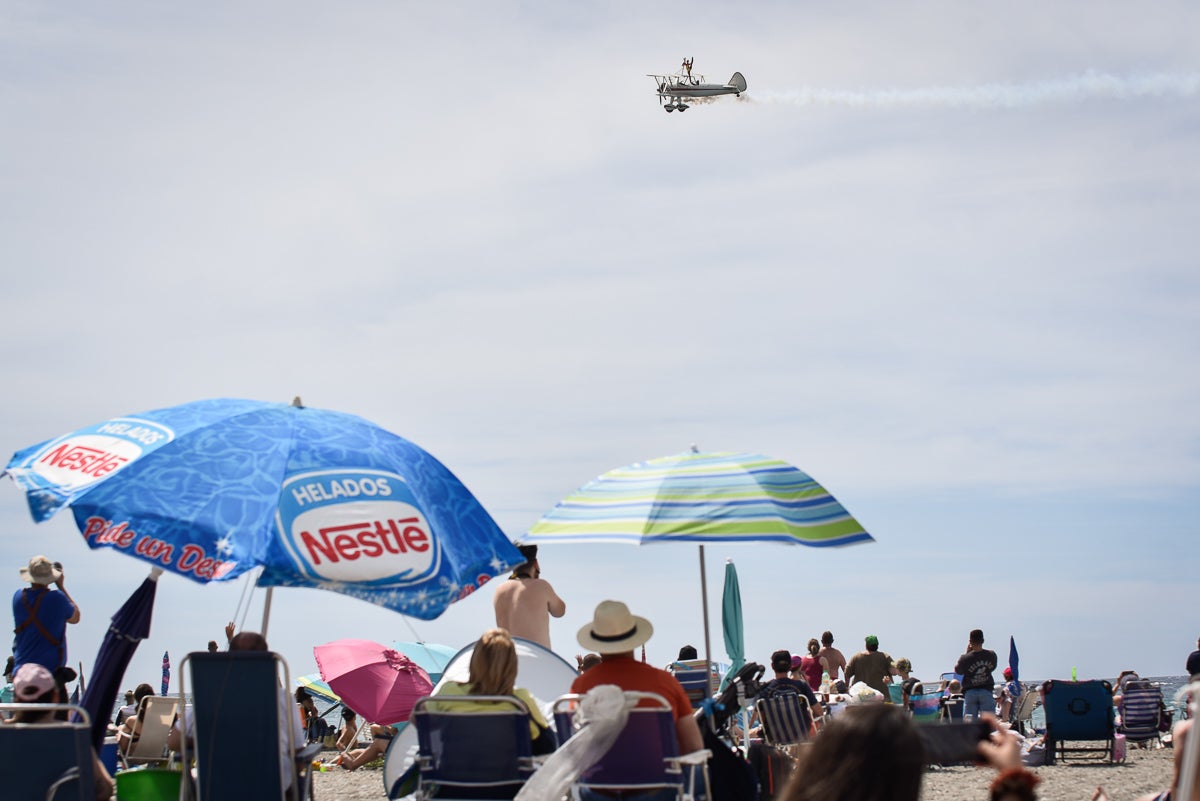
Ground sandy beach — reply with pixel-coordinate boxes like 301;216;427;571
311;742;1177;801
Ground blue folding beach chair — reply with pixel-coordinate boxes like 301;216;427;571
179;651;321;801
1041;679;1115;763
671;660;724;710
555;691;711;801
0;702;95;801
412;694;536;800
670;663;714;711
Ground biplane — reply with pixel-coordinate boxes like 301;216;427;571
648;58;747;112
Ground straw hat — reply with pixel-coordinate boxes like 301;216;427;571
18;555;61;585
576;600;654;654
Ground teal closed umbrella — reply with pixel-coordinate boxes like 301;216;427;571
721;559;745;691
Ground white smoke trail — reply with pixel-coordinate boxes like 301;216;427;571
748;70;1200;109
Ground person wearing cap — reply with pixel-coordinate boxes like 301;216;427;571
570;600;704;755
754;648;822;717
12;555;80;674
845;635;895;697
955;629;998;721
894;658;924;706
7;663;115;800
997;666;1022;722
493;544;566;650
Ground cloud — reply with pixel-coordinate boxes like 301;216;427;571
2;0;1198;689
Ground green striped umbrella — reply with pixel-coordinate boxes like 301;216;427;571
296;673;340;702
525;450;873;666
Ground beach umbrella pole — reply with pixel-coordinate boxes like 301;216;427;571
699;545;711;679
261;586;274;639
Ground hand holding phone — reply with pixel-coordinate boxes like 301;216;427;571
917;721;991;765
975;716;1022;771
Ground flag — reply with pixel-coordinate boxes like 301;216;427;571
161;651;170;696
1008;636;1019;684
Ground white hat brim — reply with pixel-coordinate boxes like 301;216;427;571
576;615;654;654
19;564;62;584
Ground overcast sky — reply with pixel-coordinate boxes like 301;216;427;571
3;1;1198;698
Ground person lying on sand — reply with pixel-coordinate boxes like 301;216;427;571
339;724;397;771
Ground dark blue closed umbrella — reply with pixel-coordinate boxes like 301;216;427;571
79;570;159;749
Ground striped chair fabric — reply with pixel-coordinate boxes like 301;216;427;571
755;695;812;746
672;668;712;710
1119;682;1164;745
909;692;943;724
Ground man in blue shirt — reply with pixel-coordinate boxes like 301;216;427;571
12;555;80;672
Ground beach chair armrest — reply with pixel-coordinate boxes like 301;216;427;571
46;766;81;800
673;749;712;766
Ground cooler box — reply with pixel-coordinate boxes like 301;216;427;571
100;737;119;777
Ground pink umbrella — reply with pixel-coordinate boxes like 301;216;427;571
314;639;433;725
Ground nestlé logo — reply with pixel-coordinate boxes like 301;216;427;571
277;469;441;585
30;418;175;492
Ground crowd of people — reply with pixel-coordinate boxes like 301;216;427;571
5;545;1199;801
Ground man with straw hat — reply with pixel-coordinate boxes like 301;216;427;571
570;599;703;753
12;555;80;673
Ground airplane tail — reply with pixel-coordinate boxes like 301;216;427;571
729;72;747;93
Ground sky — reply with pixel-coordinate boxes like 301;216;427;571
2;1;1198;701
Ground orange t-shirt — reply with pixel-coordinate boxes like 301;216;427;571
570;656;692;721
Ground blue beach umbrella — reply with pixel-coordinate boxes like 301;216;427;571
526;450;873;664
392;641;457;684
720;559;745;691
1008;636;1020;684
78;570;159;749
4;398;524;620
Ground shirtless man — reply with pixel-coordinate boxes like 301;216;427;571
818;630;848;692
493;545;565;650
